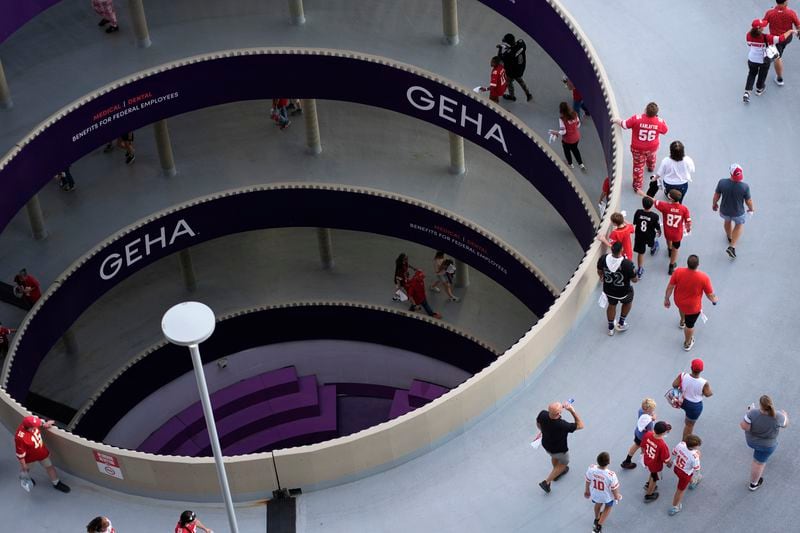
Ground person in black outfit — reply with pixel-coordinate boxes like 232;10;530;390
497;33;532;102
537;400;585;493
633;196;662;278
597;241;638;336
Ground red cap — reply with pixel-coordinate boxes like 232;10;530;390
691;358;704;372
730;163;744;182
22;415;41;428
752;18;768;29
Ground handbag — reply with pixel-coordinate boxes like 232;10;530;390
765;36;780;60
665;373;684;408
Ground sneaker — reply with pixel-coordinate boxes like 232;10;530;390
539;480;551;494
620;460;637;470
755;87;765;96
615;322;629;332
683;336;695;352
569;163;575;169
106;25;119;34
644;492;659;502
679;321;686;329
279;121;291;130
743;92;750;103
726;246;736;259
607;327;615;337
430;286;441;293
651;240;660;256
749;477;764;491
448;296;460;302
668;504;683;516
526;93;533;102
432;312;442;319
125;153;135;165
502;94;517;101
580;164;587;172
593;523;602;533
53;481;71;493
98;18;110;27
775;76;784;86
689;473;702;490
668;262;676;275
637;266;644;278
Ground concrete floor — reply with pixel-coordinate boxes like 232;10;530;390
0;0;797;532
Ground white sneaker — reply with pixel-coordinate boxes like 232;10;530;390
615;322;629;332
775;76;785;86
430;286;441;293
683;336;695;351
580;164;587;172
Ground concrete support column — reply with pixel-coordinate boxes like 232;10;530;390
62;330;79;355
316;228;334;270
127;0;152;48
302;99;322;155
288;0;306;25
0;58;12;109
25;195;48;240
448;132;465;175
153;119;177;177
178;249;197;292
455;261;470;288
442;0;459;45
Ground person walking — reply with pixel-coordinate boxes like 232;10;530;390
479;56;508;104
405;270;442;319
13;268;42;308
497;33;532;102
740;395;789;491
0;321;16;360
764;0;800;85
671;358;713;439
655;140;694;202
175;510;214;533
563;77;590;118
104;132;135;164
584;452;621;533
597;242;638;336
536;400;585;494
550;102;586;171
91;0;119;33
271;98;291;130
641;421;672;502
620;398;657;470
430;252;459;302
640;188;691;274
15;416;71;493
393;253;415;301
743;19;795;102
668;434;702;516
599;212;635;261
611;102;668;191
632;197;661;278
55;166;76;192
87;516;116;532
664;255;718;351
713;164;754;258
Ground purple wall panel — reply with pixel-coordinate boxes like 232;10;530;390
0;0;62;43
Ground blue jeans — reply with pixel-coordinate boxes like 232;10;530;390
664;182;688;202
572;99;590;117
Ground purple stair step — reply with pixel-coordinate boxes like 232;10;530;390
138;366;298;454
388;390;414;420
331;382;399;399
408;379;449;408
221;385;338;456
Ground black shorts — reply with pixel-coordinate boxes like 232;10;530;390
683;312;700;328
650;471;661;482
633;234;654;254
668;239;681;249
606;288;634;306
777;34;793;57
634;435;642;446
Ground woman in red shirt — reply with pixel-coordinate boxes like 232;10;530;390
552;102;585;172
175;510;213;533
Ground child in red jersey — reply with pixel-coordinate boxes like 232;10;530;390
638;188;691;274
15;415;70;492
641;421;672;502
480;56;508;103
599;212;635;260
611;102;669;190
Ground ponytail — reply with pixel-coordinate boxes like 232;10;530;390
760;395;776;418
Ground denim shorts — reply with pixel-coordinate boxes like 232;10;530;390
749;442;777;464
720;212;747;225
681;399;703;422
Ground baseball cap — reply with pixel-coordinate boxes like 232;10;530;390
729;163;744;182
654;421;672;435
691;358;704;372
752;19;768;29
22;415;41;428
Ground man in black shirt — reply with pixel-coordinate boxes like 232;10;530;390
497;33;532;102
633;196;662;278
597;241;638;336
536;401;585;493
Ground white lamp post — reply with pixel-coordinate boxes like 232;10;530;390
162;302;239;533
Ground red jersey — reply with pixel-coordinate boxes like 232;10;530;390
654;200;691;242
176;523;197;533
489;65;508;98
0;326;11;345
764;6;800;34
641;431;670;473
572;87;583;102
623;114;668;152
602;177;610;195
608;224;635;260
15;424;50;463
559;115;581;144
17;274;41;303
669;268;714;315
405;273;426;304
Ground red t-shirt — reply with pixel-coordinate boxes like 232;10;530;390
623;114;668;152
609;224;635;260
764;6;800;33
641;431;670;473
18;274;41;303
175;523;196;533
560;115;581;144
654;200;691;242
0;326;11;345
602;177;610;195
15;424;50;463
489;65;508;98
572;87;583;101
405;273;426;304
669;268;714;314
